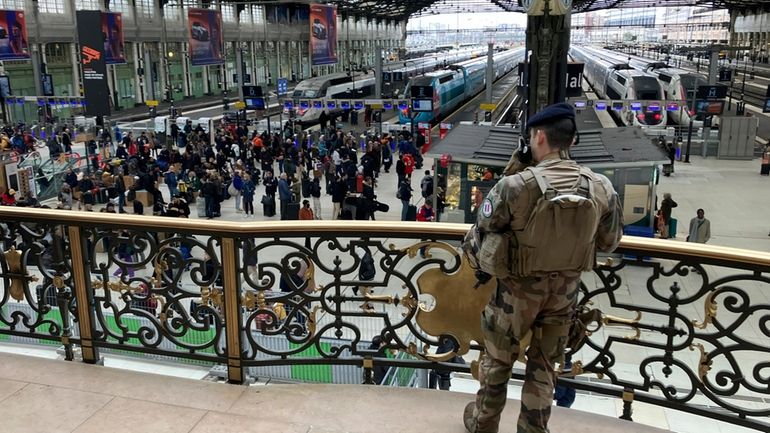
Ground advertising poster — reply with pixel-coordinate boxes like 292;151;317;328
101;12;126;64
309;4;337;66
0;10;29;61
187;8;223;66
76;10;110;116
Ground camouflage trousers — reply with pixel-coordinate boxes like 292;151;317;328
468;271;580;433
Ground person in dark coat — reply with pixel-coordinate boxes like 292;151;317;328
61;127;72;153
367;336;389;385
329;175;346;220
428;337;465;391
660;193;678;239
200;176;218;219
278;173;292;220
396;155;406;187
398;180;413;221
362;177;376;220
263;170;277;197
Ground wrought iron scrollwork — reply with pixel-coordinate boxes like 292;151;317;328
0;209;767;431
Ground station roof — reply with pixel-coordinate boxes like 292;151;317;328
248;1;770;21
426;125;669;169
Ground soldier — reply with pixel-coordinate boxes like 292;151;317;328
463;103;623;433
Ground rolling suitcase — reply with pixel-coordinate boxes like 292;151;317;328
196;199;206;218
285;202;300;220
262;195;276;217
406;204;417;221
669;218;678;238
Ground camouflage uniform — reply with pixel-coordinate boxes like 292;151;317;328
465;156;623;433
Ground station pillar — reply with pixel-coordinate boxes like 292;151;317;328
523;0;573;119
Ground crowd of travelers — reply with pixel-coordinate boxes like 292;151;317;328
0;116;447;224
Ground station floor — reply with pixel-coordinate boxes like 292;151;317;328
136;143;770;254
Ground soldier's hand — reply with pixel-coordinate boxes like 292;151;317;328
503;150;533;176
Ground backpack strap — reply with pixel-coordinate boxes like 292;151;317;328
525;167;557;200
576;167;594;199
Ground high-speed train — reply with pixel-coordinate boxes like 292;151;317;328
287;48;486;125
398;48;525;125
570;46;667;129
622;57;709;127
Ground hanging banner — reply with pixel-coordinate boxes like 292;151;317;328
309;4;337;66
0;10;30;61
101;12;126;64
187;8;224;66
76;10;110;116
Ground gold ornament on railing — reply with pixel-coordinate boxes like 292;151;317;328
689;343;713;381
692;292;718;330
91;278;139;293
200;286;224;308
415;252;495;358
603;311;643;341
3;246;38;301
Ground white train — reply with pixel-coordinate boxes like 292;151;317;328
286;47;487;126
623;57;709;128
570;46;667;129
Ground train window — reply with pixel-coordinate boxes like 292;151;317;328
637;90;659;100
438;75;455;84
615;75;626;86
659;74;672;84
329;76;353;86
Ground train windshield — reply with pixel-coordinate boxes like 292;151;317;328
680;75;708;120
292;89;318;98
633;77;663;100
680;75;708;99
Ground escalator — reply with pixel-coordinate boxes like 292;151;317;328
24;154;89;202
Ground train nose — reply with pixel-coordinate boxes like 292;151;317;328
637;112;663;125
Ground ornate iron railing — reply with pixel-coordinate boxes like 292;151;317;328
0;208;768;430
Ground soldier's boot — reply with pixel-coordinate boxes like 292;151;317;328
463;402;500;433
463;402;476;432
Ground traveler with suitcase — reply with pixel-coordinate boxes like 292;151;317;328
397;179;414;221
278;173;292;220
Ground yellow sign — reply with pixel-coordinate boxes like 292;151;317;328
370;103;383;110
234;101;246;109
480;103;497;111
145;100;159;107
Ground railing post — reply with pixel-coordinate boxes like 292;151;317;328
53;275;74;361
221;237;244;384
363;356;374;385
67;225;99;364
620;387;634;421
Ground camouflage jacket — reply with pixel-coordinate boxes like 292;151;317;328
477;156;623;256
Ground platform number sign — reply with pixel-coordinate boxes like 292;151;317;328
696;85;727;100
242;85;262;98
277;78;288;96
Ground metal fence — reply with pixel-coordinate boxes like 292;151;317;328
0;208;768;431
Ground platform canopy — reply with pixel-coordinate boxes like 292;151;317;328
244;1;770;20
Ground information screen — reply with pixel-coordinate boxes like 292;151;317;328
412;99;433;112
